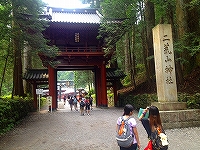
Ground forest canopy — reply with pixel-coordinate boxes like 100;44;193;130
0;0;199;97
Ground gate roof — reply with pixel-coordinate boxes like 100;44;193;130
23;68;125;83
46;7;102;24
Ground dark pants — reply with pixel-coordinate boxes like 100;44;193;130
120;143;137;150
141;118;151;138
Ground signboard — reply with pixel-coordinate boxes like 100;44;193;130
47;96;52;113
47;96;52;105
36;89;43;95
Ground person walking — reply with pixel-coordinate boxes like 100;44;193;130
89;95;93;110
85;97;91;115
116;104;141;150
68;95;74;111
139;106;168;150
63;94;67;105
73;96;78;111
79;98;85;116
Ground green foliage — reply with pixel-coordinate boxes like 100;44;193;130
135;64;145;74
57;71;74;81
0;97;33;135
40;97;47;107
118;93;157;110
118;93;200;110
107;89;114;98
88;88;95;95
74;70;94;89
121;74;131;87
99;0;138;53
178;93;200;109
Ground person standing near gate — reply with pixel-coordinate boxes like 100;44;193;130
85;97;91;115
73;95;78;111
89;95;93;110
68;95;74;111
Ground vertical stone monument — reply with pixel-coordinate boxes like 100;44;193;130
152;24;186;111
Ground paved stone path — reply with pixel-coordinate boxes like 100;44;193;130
0;101;200;150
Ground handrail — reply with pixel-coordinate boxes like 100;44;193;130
59;47;103;52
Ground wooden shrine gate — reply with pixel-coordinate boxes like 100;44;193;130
24;7;125;111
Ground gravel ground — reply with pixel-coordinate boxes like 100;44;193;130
0;102;200;150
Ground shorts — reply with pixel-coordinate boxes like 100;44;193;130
85;105;90;110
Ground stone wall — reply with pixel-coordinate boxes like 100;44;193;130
160;109;200;129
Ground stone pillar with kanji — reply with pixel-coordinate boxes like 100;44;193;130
152;24;186;110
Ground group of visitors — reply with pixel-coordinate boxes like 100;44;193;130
79;95;93;116
116;104;168;150
64;94;93;116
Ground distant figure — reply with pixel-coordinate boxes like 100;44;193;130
79;98;85;116
89;96;93;110
73;96;78;111
63;95;67;105
68;95;74;111
85;98;91;115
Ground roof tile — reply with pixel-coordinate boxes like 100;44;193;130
51;11;101;24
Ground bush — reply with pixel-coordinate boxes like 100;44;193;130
117;93;200;110
0;97;33;135
118;93;157;110
178;93;200;109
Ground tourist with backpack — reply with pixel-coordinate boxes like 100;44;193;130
72;96;78;111
79;98;85;116
68;95;74;111
139;106;168;150
85;97;91;115
116;104;140;150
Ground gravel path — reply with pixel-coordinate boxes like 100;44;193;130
0;102;200;150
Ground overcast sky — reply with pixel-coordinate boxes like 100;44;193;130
42;0;89;8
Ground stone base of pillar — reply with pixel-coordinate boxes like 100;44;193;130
151;102;187;111
160;109;200;129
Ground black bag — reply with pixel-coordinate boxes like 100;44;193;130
80;101;85;107
150;127;168;150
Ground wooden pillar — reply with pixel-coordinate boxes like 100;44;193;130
95;67;101;106
48;65;57;110
100;62;107;107
33;82;37;111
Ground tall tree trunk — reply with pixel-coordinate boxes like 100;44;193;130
167;2;184;84
0;43;11;96
12;6;24;97
185;0;200;71
23;44;32;95
131;26;136;87
141;28;151;84
124;33;130;74
144;0;155;80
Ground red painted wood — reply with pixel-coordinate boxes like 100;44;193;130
48;66;57;110
100;63;107;107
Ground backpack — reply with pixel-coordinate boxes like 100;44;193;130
69;98;73;104
85;99;90;106
150;127;168;150
116;117;134;148
73;97;77;104
80;101;85;107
